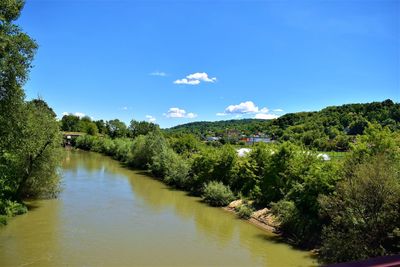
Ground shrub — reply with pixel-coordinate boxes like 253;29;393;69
202;181;235;207
75;135;95;150
0;215;7;225
150;147;190;188
319;154;400;263
112;138;132;162
0;200;27;217
127;131;167;169
236;204;253;219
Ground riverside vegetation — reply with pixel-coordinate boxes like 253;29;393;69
1;0;399;265
74;121;400;264
0;1;61;225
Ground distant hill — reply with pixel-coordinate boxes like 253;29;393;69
165;99;400;151
166;119;270;136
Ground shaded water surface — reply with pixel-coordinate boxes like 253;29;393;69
0;150;317;266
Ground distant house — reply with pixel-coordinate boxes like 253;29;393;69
239;136;272;145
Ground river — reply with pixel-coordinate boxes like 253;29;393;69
0;150;317;266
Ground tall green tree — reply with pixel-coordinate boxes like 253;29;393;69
0;1;61;218
106;119;128;138
129;120;159;138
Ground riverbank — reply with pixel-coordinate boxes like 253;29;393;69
0;150;318;267
224;200;277;232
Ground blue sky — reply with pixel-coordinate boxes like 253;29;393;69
19;0;399;128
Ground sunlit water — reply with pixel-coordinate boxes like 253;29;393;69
0;150;317;267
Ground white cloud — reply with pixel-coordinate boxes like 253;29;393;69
145;115;156;123
225;101;259;114
255;113;279;120
164;107;198;119
150;71;167;77
186;72;217;82
273;108;284;112
174;72;216;85
122;106;128;110
174;78;201;85
186;112;197;119
62;112;69;116
218;101;281;120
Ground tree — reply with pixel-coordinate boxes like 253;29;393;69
106;119;128;138
15;99;62;198
319;155;400;263
0;1;61;219
129;120;159;138
94;119;107;134
60;114;80;132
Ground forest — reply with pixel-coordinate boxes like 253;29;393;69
167;100;400;151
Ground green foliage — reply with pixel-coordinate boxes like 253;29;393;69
0;215;7;225
169;133;201;155
231;156;259;196
319;155;400;263
0;199;27;216
127;131;167;169
318;126;400;263
73;116;400;264
60;114;80;132
236;204;253;219
166;100;400;151
190;145;238;193
202;181;235;207
150;146;190;189
106;119;128;139
75;135;96;150
129;120;159;138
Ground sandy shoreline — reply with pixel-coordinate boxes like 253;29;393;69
223;203;277;233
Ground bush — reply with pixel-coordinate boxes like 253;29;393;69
127;131;167;169
150;147;190;188
75;135;95;150
0;215;7;225
112;138;132;162
0;200;27;217
202;181;235;207
319;154;400;263
236;204;253;219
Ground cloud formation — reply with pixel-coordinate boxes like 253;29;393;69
218;101;280;120
149;71;167;77
174;72;216;85
145;115;156;123
225;101;259;114
164;107;197;119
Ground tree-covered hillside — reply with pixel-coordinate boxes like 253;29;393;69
166;99;400;151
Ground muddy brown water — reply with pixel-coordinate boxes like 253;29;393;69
0;150;317;266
